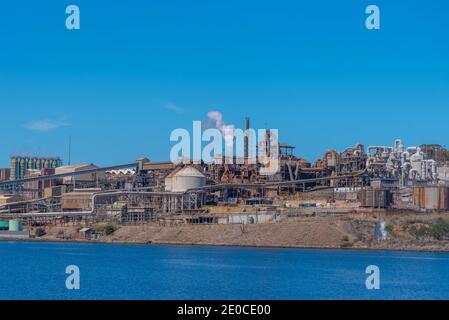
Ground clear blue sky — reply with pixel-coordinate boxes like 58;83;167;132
0;0;448;167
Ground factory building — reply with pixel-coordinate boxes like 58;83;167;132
0;194;24;206
3;115;449;230
61;188;101;211
10;156;62;180
23;168;58;199
0;168;10;182
55;163;104;186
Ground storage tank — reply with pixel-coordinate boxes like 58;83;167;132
413;187;449;211
10;158;17;180
19;158;26;179
9;219;22;232
171;166;206;192
26;158;33;171
360;189;392;208
0;220;9;231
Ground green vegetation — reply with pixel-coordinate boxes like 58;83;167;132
409;225;430;239
408;218;449;241
104;224;119;235
430;218;449;241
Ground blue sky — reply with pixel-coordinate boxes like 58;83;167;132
0;0;448;167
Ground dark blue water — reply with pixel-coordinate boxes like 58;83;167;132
1;241;449;300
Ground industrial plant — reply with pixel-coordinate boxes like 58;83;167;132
0;117;449;241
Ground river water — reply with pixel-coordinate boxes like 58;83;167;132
0;241;448;300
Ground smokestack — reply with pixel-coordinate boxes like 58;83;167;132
244;117;250;159
265;129;271;158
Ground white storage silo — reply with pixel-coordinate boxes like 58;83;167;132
171;166;206;192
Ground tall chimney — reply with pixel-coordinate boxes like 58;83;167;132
265;129;271;158
244;117;250;159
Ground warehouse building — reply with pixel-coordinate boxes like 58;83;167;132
55;164;104;186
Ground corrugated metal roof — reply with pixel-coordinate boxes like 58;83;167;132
174;166;205;178
56;164;95;170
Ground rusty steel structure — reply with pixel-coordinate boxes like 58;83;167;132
1;116;448;224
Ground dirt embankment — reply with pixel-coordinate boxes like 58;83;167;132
37;212;449;252
105;219;353;248
40;217;371;249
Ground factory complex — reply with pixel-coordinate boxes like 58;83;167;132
1;117;449;244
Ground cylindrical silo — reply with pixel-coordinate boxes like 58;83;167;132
19;158;26;179
172;166;206;192
0;220;9;230
9;219;22;232
413;187;449;211
10;158;17;180
26;158;33;172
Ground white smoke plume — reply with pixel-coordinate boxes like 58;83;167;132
207;111;236;154
207;111;235;133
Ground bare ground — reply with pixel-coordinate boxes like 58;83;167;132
37;212;449;252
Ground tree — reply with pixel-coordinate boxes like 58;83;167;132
431;218;449;241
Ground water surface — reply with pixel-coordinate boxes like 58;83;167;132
0;241;448;300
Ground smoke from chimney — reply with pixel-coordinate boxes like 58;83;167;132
207;111;236;154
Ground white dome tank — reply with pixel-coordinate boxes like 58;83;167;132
172;166;206;192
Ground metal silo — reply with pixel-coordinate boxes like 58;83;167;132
360;188;392;208
8;219;22;232
413;187;449;211
0;220;9;230
26;158;33;172
172;166;206;192
19;158;26;179
10;158;17;180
